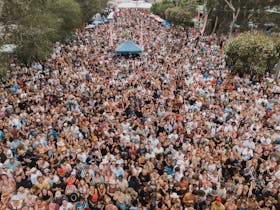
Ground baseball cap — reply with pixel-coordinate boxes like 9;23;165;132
215;197;222;203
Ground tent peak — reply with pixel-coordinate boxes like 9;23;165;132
116;40;142;55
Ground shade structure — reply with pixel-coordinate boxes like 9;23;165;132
162;20;171;26
116;40;142;55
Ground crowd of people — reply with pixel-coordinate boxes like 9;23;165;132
0;8;280;210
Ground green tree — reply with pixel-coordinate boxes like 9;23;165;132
0;1;60;63
48;0;82;39
0;55;9;81
0;0;107;76
151;0;197;26
75;0;108;23
225;33;279;79
14;11;62;63
205;0;280;35
179;0;197;12
165;7;193;26
0;0;84;64
151;0;174;18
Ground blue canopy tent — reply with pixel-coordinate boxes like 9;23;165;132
162;20;171;26
116;40;142;55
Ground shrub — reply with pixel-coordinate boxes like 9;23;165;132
165;7;193;27
225;33;280;78
151;0;174;19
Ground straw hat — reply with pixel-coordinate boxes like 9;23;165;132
170;192;179;199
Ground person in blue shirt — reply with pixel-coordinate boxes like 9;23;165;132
9;139;22;152
75;198;89;210
0;130;3;140
111;164;124;178
4;157;21;170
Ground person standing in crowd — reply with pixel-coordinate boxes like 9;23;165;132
0;8;279;210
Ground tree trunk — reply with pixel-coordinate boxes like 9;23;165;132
224;0;240;37
212;16;218;35
275;59;280;81
229;20;235;36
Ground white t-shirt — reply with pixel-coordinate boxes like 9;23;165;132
30;170;43;185
153;146;164;154
45;175;59;186
59;202;73;210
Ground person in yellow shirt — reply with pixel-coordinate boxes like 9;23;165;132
35;176;50;190
211;197;225;210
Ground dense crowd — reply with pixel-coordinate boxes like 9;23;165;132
0;9;280;210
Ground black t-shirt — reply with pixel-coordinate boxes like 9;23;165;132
0;152;7;163
25;157;37;168
100;148;107;156
42;193;51;201
139;189;150;206
18;102;27;110
173;143;182;151
25;149;35;158
225;158;238;167
138;148;147;155
138;172;150;184
156;164;164;175
54;195;67;206
16;178;32;189
53;182;66;191
157;126;165;136
87;196;100;210
128;176;139;191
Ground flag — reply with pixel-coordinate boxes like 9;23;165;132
109;22;113;47
197;9;200;21
140;24;143;49
115;7;120;17
200;14;208;35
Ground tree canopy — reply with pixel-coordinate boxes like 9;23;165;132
205;0;280;35
225;33;280;78
75;0;108;23
151;0;197;27
0;0;107;67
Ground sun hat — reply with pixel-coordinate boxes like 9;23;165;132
55;191;62;198
170;192;179;199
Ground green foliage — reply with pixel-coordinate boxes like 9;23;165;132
151;0;196;26
225;33;280;78
206;0;280;34
0;55;9;81
0;0;107;79
271;33;280;53
48;0;82;39
165;7;193;26
181;0;197;17
2;0;65;64
75;0;108;23
179;0;187;8
14;11;62;63
151;0;174;18
0;0;106;66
